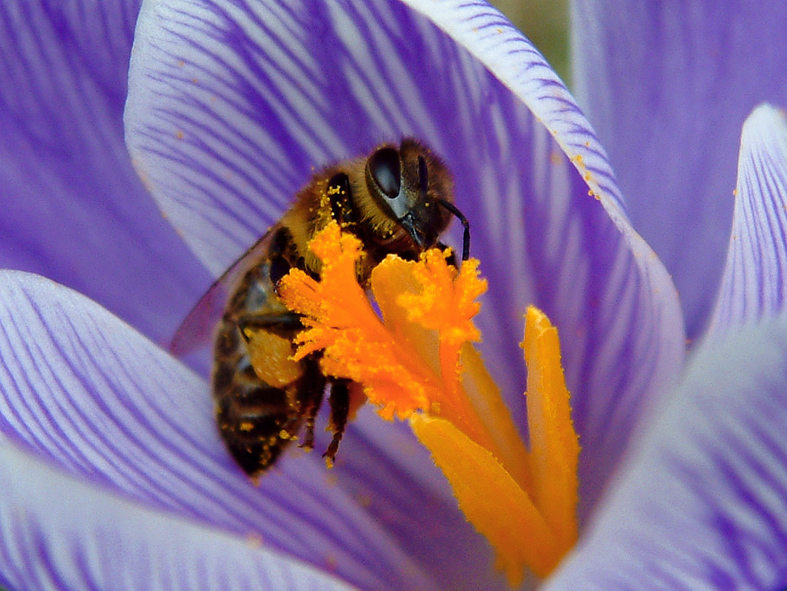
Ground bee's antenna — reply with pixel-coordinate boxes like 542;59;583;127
438;199;470;261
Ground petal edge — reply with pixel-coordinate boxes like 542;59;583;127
710;103;787;333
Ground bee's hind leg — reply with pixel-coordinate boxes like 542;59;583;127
297;358;326;452
323;378;351;467
237;313;303;338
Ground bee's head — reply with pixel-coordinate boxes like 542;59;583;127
365;138;468;259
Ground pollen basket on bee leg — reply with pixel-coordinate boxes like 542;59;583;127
244;329;303;387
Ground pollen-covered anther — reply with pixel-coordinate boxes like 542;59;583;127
397;249;486;346
278;222;438;419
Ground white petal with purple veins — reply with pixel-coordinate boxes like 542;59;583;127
0;440;357;591
572;1;787;337
0;0;209;343
711;104;787;333
542;318;787;591
0;271;442;591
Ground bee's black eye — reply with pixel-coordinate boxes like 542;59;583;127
369;147;401;199
418;155;428;195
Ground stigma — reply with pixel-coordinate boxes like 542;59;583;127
278;221;580;586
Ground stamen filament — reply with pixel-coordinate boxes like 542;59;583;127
459;344;533;499
409;414;560;581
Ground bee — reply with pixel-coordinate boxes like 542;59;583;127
171;138;470;477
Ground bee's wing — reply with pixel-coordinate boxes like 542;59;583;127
170;230;273;356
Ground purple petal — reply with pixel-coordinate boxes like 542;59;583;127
571;1;787;337
125;0;685;513
0;271;457;591
541;319;787;591
0;0;210;345
0;441;358;591
710;104;787;333
125;0;628;275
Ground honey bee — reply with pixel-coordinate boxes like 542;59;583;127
172;138;470;477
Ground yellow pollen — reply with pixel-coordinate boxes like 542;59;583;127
278;221;580;586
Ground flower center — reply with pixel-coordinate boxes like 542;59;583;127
277;221;579;585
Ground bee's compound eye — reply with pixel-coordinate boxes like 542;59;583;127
369;147;401;199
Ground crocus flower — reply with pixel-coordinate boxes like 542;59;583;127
0;1;786;590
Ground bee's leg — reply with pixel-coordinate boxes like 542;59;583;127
236;312;324;452
437;198;470;261
323;378;351;466
237;313;303;339
298;359;326;452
